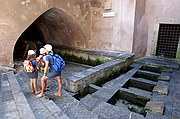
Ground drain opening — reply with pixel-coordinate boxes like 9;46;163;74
107;90;150;116
73;85;98;101
94;66;133;87
123;79;156;95
156;24;180;58
132;70;160;82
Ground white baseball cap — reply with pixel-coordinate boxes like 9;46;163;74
39;48;45;54
44;44;52;51
28;50;35;55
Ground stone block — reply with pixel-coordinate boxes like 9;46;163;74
153;86;168;95
145;101;164;115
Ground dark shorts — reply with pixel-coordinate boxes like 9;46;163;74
46;68;61;78
27;70;38;78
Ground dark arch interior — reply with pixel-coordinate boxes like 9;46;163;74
14;24;45;62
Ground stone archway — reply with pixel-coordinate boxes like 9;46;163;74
0;0;91;67
13;7;88;67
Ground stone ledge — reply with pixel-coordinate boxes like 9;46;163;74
66;59;125;92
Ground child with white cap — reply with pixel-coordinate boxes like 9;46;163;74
23;50;40;94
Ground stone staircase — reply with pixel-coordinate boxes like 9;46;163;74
16;70;70;119
1;71;36;119
15;70;99;119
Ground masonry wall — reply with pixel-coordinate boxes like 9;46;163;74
0;0;91;67
145;0;180;56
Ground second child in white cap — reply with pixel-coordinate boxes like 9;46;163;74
36;48;46;73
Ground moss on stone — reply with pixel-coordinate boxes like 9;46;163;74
59;52;109;66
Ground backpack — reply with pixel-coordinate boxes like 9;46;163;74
24;60;35;73
38;56;45;68
51;54;65;71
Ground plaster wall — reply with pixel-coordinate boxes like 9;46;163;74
133;0;148;58
89;0;136;52
145;0;180;56
0;0;91;67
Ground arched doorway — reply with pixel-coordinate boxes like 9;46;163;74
13;8;87;67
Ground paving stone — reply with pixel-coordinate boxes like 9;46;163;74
68;102;99;119
145;101;164;115
46;116;56;119
107;106;131;119
2;90;14;102
130;112;145;119
40;99;63;115
1;80;10;87
53;111;70;119
152;86;168;95
2;100;17;113
2;110;20;119
92;102;131;119
92;102;112;118
92;87;118;102
146;111;169;119
80;94;104;111
34;107;52;119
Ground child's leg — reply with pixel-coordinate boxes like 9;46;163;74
32;78;39;94
36;76;49;98
30;78;34;93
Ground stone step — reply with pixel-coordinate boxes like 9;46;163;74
17;70;99;118
2;71;36;119
52;89;99;119
16;70;70;119
19;69;101;119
